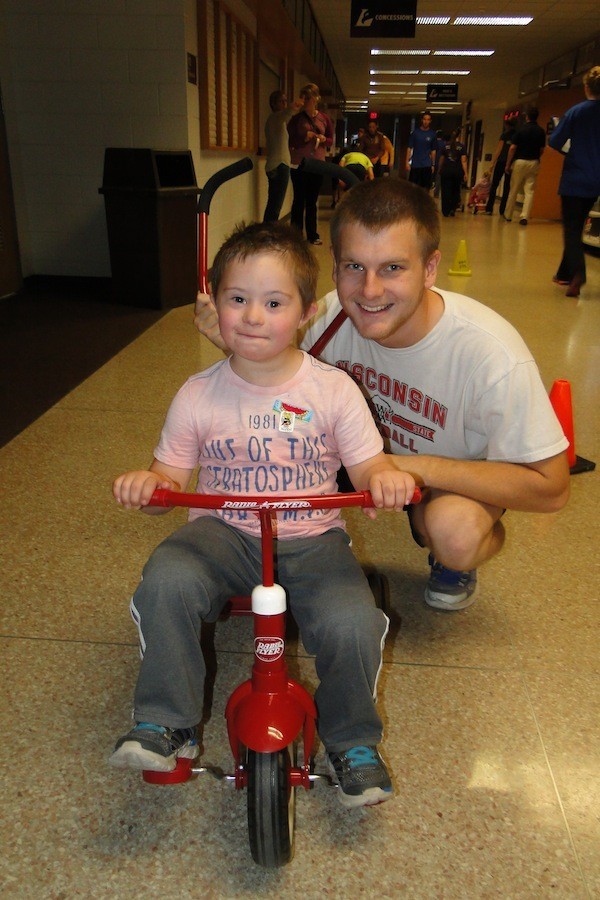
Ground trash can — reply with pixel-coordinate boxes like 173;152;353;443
99;148;200;309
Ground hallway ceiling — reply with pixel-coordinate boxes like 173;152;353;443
309;0;598;114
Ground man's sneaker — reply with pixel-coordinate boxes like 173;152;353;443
109;723;199;772
425;553;478;610
327;745;393;809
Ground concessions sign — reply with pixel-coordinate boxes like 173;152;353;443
426;83;459;102
351;0;417;38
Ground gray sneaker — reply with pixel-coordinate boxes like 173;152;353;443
327;745;393;808
109;723;199;772
425;554;478;610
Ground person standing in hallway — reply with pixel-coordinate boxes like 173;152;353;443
438;130;468;217
548;66;600;298
358;120;387;178
503;106;546;225
287;84;332;245
262;90;302;223
406;112;436;190
352;126;366;149
432;130;447;198
194;179;570;613
485;114;518;216
379;131;395;176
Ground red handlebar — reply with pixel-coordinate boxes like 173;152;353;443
149;487;422;510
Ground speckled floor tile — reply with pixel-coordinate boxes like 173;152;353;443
2;639;592;899
525;673;600;898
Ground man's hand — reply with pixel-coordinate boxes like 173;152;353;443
194;292;228;351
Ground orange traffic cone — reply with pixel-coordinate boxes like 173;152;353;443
448;240;472;276
549;379;595;474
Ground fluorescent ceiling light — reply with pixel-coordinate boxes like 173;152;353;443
370;81;413;86
434;49;494;56
421;69;470;75
370;90;407;95
417;16;450;25
372;49;431;56
370;69;419;75
453;16;532;26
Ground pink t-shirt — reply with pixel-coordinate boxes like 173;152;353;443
154;352;383;539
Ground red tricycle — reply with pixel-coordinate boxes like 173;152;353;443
142;486;420;868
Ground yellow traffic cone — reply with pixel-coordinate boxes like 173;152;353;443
448;239;472;276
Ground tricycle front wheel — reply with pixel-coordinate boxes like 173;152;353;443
247;748;295;867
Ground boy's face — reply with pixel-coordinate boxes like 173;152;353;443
215;253;316;364
332;220;440;349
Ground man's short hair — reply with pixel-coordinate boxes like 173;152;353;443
211;221;318;313
269;90;285;110
330;178;441;263
526;106;539;121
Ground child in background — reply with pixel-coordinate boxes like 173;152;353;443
468;170;491;214
109;221;416;809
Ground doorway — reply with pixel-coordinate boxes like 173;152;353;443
0;82;22;298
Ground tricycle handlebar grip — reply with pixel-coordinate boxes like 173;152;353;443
197;157;253;214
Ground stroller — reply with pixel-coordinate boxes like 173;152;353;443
468;171;491;214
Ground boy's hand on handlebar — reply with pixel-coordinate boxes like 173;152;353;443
113;471;180;510
194;292;228;352
364;470;417;519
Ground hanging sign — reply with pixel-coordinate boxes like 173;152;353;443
426;83;459;102
351;0;417;38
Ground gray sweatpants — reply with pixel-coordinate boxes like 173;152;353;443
129;517;389;753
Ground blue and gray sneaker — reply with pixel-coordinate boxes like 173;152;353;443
109;723;199;772
327;745;393;808
425;554;478;610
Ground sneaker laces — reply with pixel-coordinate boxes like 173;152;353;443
429;556;471;586
342;746;380;768
135;723;167;734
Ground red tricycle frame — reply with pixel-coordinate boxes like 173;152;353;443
142;486;420;866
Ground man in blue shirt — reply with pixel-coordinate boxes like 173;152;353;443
548;66;600;297
406;112;436;190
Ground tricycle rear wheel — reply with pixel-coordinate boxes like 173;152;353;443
247;748;295;867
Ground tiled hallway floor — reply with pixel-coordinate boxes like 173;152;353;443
1;207;599;898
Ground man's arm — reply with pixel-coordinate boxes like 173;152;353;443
489;138;505;169
505;143;517;172
194;293;229;352
393;451;570;513
383;134;394;167
346;451;417;517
